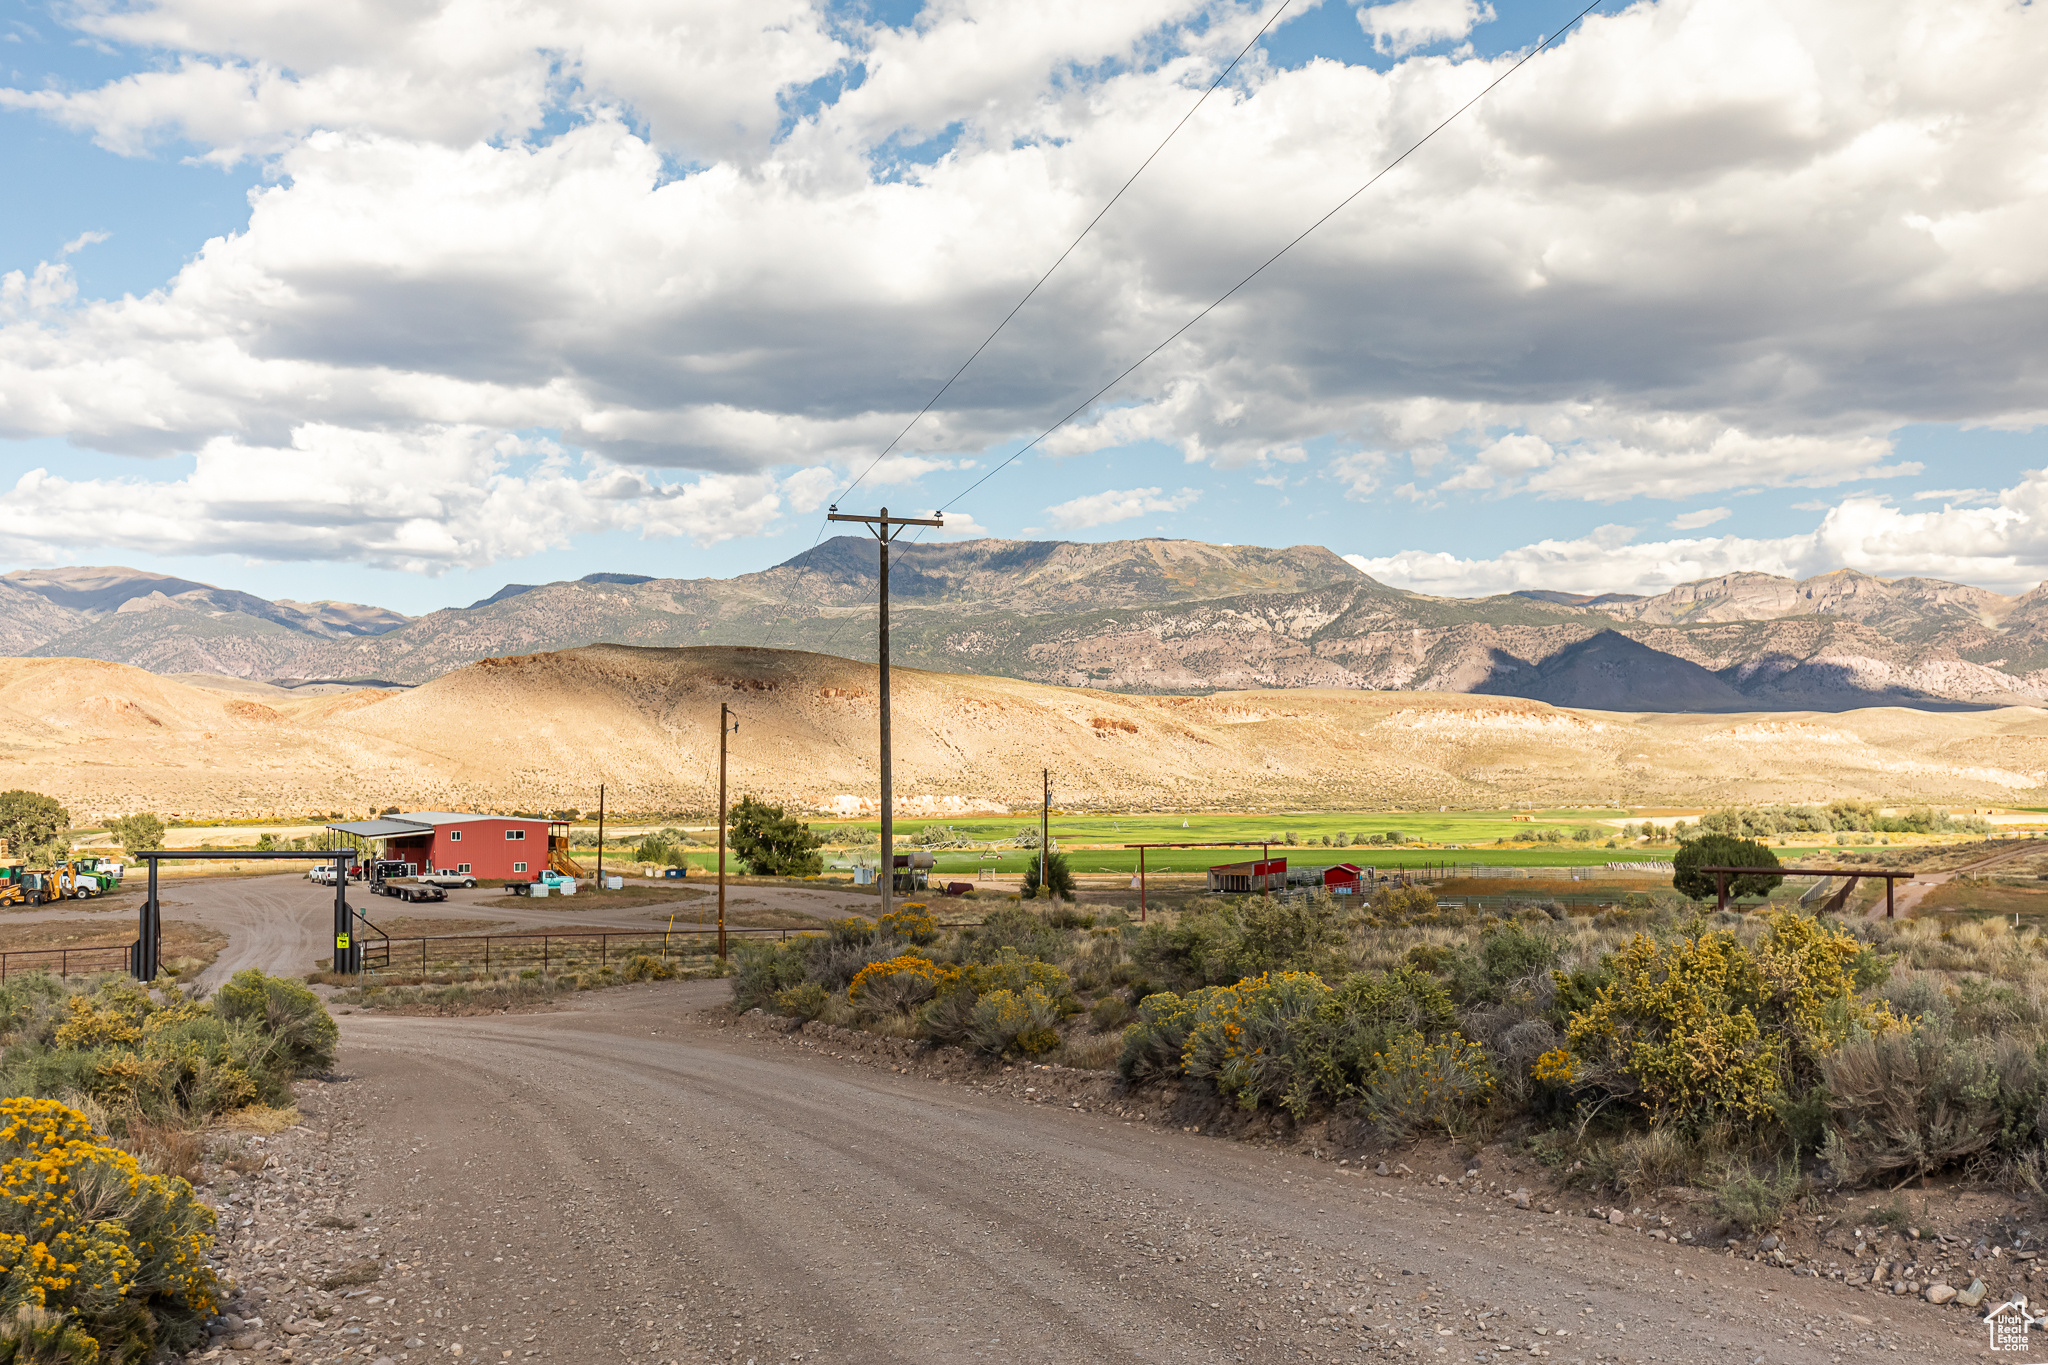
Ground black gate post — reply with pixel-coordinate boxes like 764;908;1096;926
130;857;161;980
333;852;360;974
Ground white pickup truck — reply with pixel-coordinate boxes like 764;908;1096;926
415;871;478;889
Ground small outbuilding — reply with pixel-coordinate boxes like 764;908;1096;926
1206;858;1286;893
1323;863;1367;894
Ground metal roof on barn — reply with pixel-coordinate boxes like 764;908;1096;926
326;818;434;838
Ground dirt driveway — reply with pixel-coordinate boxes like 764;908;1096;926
246;982;1979;1365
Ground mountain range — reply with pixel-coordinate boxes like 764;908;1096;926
6;542;2048;712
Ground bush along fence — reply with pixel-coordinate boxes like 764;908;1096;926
730;885;2048;1210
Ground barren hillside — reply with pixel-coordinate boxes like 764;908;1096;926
3;647;2045;821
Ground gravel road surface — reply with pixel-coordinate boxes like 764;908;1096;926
256;982;1981;1365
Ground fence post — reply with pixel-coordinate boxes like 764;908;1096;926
543;936;548;974
485;937;491;973
602;935;607;970
61;949;67;978
421;938;427;978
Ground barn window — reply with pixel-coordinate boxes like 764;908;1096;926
457;863;470;874
450;830;461;841
506;829;525;841
513;862;527;874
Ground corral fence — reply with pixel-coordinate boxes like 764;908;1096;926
350;922;990;977
1449;864;1676;881
354;926;812;976
0;943;133;982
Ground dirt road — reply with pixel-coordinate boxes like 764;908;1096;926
231;983;1981;1365
1877;838;2037;919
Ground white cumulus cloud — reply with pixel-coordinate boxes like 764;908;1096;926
1045;485;1202;530
0;0;2046;571
0;426;792;571
1359;0;1496;56
1349;469;2048;597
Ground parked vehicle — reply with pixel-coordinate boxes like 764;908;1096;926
366;859;414;898
23;863;105;902
386;881;447;904
415;871;478;889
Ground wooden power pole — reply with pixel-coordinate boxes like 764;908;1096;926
595;783;604;890
718;702;738;960
826;505;942;919
1040;768;1050;898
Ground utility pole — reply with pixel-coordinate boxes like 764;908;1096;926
1040;768;1051;898
595;783;605;891
826;505;942;919
718;703;738;960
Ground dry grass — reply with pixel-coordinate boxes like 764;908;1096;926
1920;880;2048;919
120;1116;204;1183
1056;1031;1123;1070
474;883;714;912
219;1104;301;1135
352;916;517;937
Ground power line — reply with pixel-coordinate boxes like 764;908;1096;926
826;0;1300;516
935;0;1610;515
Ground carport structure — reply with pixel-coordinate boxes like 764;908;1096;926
1702;863;1918;917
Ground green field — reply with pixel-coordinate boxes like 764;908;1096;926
815;808;1638;846
620;805;1957;879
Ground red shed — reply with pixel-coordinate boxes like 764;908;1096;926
327;812;565;881
1205;858;1286;893
1323;863;1366;894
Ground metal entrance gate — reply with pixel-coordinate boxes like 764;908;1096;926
128;848;361;980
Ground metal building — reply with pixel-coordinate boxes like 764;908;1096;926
325;812;567;881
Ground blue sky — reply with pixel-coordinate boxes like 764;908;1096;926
3;0;2045;616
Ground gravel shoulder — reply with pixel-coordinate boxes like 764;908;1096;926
204;982;1984;1365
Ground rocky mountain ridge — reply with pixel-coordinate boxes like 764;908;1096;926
5;547;2047;712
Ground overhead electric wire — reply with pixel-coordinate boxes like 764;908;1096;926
934;0;1610;516
823;0;1300;518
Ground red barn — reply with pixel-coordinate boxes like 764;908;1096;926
327;813;568;881
1205;858;1286;893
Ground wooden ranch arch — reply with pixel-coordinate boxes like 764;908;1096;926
1700;863;1917;918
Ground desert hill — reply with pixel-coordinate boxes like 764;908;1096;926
7;547;2048;712
3;647;2045;822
